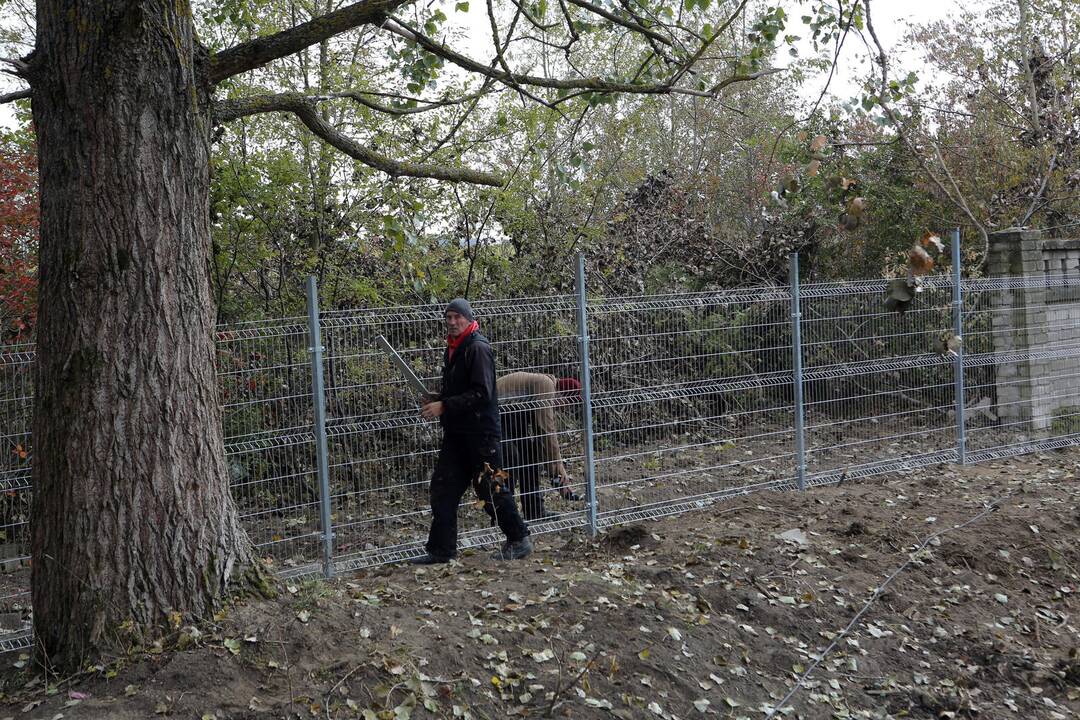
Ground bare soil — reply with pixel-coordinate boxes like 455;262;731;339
1;449;1078;720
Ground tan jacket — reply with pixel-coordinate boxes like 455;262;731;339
497;372;569;483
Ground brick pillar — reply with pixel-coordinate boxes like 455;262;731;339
987;228;1047;430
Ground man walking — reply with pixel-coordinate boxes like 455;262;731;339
412;298;533;564
498;372;581;521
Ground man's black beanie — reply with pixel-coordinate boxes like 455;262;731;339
446;297;474;321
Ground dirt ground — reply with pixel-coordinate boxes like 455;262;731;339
1;449;1078;720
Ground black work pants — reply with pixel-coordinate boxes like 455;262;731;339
425;433;528;559
504;434;547;521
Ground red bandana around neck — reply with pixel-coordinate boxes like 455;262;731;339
447;320;479;360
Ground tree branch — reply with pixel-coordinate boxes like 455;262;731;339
2;56;31;80
382;17;774;99
334;87;495;115
863;0;990;260
214;94;504;186
1020;149;1057;226
669;0;750;88
0;88;31;104
563;0;674;47
209;0;412;84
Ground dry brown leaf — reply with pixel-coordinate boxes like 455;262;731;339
846;196;866;217
920;231;945;253
909;245;934;275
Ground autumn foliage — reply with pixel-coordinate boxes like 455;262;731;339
0;141;38;342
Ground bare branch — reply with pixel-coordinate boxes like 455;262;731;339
486;0;518;82
422;79;497;159
0;88;31;104
2;56;31;79
214;94;504;186
863;0;990;259
707;67;784;95
563;0;674;47
209;0;412;84
668;0;751;88
1020;149;1057;226
334;87;496;115
382;17;774;99
506;0;560;34
481;3;565;112
557;0;581;48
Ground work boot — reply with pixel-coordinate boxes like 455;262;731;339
491;536;533;561
409;553;451;565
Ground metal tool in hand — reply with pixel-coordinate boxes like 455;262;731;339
375;335;432;399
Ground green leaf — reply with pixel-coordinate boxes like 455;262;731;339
455;1;469;10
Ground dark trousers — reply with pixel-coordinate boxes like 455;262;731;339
504;434;546;521
425;433;528;559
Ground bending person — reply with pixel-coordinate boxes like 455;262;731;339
498;372;582;521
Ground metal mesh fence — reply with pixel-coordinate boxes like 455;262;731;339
319;296;586;572
0;342;33;648
588;289;797;524
4;255;1080;652
963;274;1080;461
800;279;960;484
216;318;321;576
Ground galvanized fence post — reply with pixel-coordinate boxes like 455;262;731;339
790;253;807;491
306;276;335;577
575;254;598;536
951;229;967;464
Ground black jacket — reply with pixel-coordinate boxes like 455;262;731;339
439;330;500;436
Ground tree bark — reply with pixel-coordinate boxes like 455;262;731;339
29;0;261;669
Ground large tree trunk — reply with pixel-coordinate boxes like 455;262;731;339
29;1;261;669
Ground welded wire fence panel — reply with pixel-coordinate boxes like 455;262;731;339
216;319;322;575
319;305;445;569
0;343;33;649
6;265;1080;641
483;299;585;531
320;297;586;572
800;279;959;484
963;274;1080;461
587;289;798;524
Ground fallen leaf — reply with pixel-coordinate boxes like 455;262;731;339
531;648;555;663
778;528;808;546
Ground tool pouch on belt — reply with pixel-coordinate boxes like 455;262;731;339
472;462;509;500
